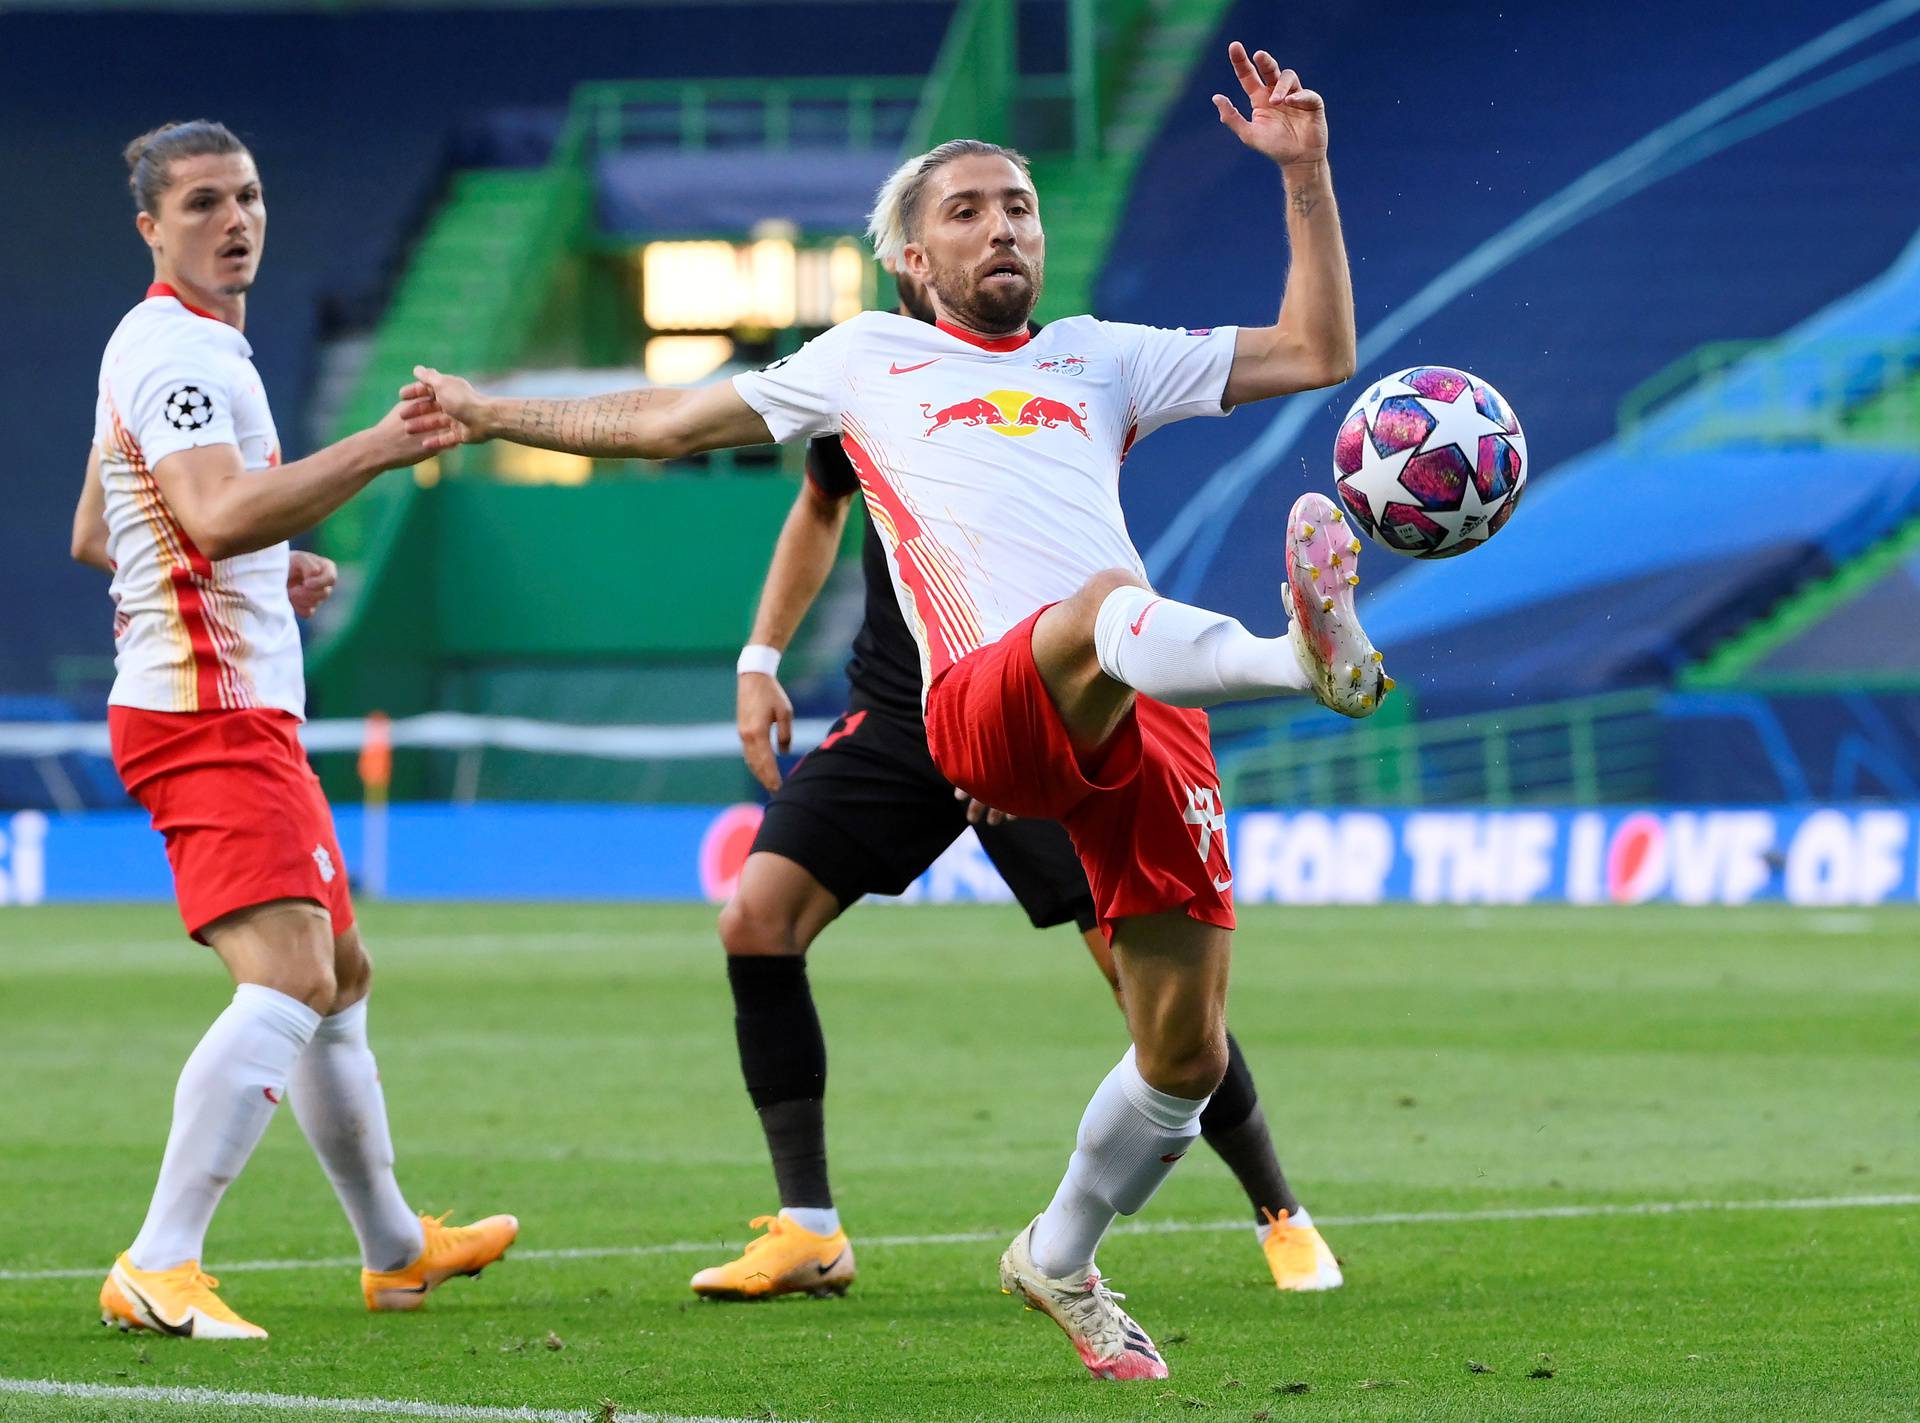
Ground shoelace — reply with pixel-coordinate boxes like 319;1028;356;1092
1061;1270;1133;1355
415;1210;458;1263
742;1215;786;1255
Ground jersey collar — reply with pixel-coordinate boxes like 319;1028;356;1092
935;318;1032;353
147;282;220;323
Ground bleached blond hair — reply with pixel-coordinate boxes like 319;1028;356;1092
866;138;1033;268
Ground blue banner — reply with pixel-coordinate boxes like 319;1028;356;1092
2;803;1917;909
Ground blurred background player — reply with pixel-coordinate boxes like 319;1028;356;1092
411;38;1375;1380
694;266;1339;1303
76;120;516;1340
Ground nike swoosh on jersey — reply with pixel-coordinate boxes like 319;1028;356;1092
1129;599;1163;636
888;359;941;375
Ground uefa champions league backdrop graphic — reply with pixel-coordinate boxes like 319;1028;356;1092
6;803;1918;909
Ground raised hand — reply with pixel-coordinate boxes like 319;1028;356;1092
285;550;338;618
1211;42;1327;169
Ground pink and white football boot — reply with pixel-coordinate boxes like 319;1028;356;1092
999;1218;1168;1381
1284;490;1394;718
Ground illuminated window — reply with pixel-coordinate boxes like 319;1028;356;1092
640;235;868;331
491;445;595;486
645;335;736;386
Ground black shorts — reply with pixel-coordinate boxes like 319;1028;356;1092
751;700;1097;932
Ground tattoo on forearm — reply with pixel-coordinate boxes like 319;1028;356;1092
507;390;661;456
1290;187;1320;219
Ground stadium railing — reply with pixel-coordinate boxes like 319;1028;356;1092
1619;337;1920;450
1215;690;1665;808
0;712;837;814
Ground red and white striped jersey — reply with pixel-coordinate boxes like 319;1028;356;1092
734;311;1237;700
94;284;303;718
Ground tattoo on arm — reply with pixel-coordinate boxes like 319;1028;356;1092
1290;187;1319;219
507;390;663;456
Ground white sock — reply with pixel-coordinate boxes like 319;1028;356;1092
1030;1047;1209;1280
128;984;321;1271
288;998;424;1272
1093;585;1308;709
780;1205;841;1237
1255;1204;1312;1244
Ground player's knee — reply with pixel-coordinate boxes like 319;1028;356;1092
717;896;802;958
330;931;373;1013
1074;568;1147;619
264;950;337;1014
1136;1035;1229;1102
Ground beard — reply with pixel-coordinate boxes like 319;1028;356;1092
895;270;938;325
927;256;1042;334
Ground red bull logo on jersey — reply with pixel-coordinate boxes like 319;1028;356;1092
921;389;1089;440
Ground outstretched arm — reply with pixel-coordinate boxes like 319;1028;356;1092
737;476;852;791
410;369;775;461
152;385;454;561
71;444;112;572
1213;42;1358;405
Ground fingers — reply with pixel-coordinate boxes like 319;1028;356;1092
1227;40;1264;103
1212;93;1251;137
776;706;793;755
1254;51;1299;103
398;380;430;401
1284;86;1324;111
741;728;780;793
397;397;439;420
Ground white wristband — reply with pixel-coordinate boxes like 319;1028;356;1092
737;644;782;677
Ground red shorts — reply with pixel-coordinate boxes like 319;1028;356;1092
924;608;1234;936
109;706;355;943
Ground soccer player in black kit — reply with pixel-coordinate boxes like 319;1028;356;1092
689;268;1343;1302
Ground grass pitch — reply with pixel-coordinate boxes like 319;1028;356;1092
1;901;1916;1422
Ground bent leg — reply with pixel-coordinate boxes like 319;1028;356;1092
718;852;846;1217
1032;570;1311;752
286;927;423;1271
1028;912;1231;1279
127;900;331;1270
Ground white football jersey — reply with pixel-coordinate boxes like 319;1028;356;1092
735;312;1236;697
94;284;302;717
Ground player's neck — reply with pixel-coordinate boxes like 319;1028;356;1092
151;269;246;331
931;308;1032;352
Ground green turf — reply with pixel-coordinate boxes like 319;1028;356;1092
1;902;1917;1422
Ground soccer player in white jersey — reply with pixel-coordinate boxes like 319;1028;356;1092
414;45;1383;1379
69;120;517;1340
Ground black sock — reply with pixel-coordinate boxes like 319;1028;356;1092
727;955;832;1209
1200;1031;1299;1221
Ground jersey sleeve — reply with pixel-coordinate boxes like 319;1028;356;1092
119;336;240;469
1100;321;1239;440
805;435;859;498
732;319;858;443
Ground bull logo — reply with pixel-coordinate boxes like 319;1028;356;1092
921;388;1089;439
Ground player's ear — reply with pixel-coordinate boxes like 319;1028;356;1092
135;209;160;251
901;242;930;283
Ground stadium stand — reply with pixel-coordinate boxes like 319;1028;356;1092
0;2;958;710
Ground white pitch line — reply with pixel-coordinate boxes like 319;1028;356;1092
3;1192;1915;1285
0;1377;774;1423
